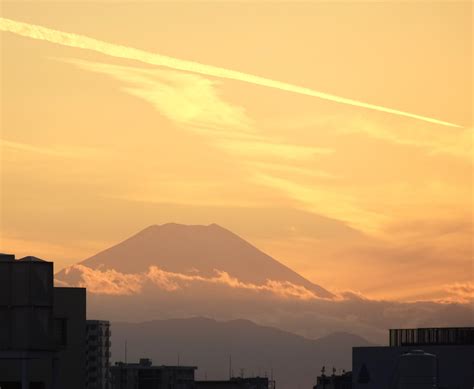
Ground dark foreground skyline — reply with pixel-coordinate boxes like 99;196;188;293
1;251;473;389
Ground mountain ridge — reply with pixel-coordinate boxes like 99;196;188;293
110;316;373;389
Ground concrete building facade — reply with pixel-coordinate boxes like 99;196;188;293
0;253;86;389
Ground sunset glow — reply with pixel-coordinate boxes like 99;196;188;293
1;2;472;302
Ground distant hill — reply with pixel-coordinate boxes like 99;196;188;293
110;317;373;389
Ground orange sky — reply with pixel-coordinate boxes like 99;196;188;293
0;1;472;302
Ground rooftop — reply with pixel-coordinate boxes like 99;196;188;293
389;327;474;347
18;256;48;262
113;359;197;370
0;253;15;262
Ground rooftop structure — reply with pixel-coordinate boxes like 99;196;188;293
389;327;474;347
353;326;474;389
313;370;351;389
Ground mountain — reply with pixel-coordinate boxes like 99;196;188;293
55;224;474;346
110;317;373;389
56;223;333;298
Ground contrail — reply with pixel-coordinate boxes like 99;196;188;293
0;17;460;128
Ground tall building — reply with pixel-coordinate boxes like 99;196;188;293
111;358;197;389
0;253;86;389
86;320;112;389
352;327;474;389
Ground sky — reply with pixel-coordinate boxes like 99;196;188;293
0;1;472;302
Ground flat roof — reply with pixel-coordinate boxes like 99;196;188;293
390;327;474;330
113;363;197;370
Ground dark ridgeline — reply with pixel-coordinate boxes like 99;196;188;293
110;318;372;389
0;253;86;389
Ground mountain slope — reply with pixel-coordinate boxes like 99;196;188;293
110;317;373;389
56;223;332;298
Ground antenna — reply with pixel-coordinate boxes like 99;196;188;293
125;340;128;364
178;353;180;367
228;355;232;379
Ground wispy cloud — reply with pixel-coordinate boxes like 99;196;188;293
0;17;461;127
61;59;254;136
61;58;331;160
217;139;333;161
60;58;341;220
441;282;474;304
340;118;473;162
0;138;100;158
75;59;333;164
268;114;473;162
254;173;386;233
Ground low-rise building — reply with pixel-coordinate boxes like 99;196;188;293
196;377;274;389
111;358;197;389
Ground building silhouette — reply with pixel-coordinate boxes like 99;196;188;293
313;368;351;389
86;320;112;389
0;253;86;389
352;327;474;389
196;377;274;389
110;358;196;389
